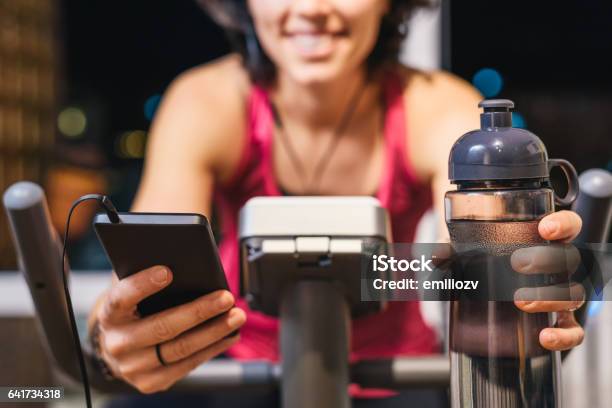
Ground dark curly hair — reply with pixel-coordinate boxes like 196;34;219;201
199;0;432;85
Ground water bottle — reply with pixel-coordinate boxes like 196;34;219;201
445;99;579;407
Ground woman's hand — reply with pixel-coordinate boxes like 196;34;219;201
513;210;585;351
93;265;246;394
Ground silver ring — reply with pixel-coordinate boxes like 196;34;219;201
155;343;168;367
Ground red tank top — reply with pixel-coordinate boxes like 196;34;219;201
214;71;437;364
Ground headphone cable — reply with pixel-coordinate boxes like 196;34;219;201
60;194;121;408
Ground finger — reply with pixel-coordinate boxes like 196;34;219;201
128;335;240;394
538;211;582;242
539;311;584;351
99;266;172;326
511;245;580;275
115;308;245;375
104;290;234;355
514;282;585;306
160;307;246;364
515;298;586;313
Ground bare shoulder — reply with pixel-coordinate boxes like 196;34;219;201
148;54;250;181
399;66;482;120
167;54;250;105
396;66;483;179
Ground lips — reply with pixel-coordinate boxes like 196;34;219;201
284;31;345;59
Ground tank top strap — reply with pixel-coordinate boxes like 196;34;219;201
219;85;274;192
377;70;417;205
247;85;279;195
381;70;405;150
248;85;275;144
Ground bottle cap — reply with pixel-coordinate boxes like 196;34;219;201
448;99;579;205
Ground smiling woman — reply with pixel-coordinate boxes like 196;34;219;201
89;0;585;406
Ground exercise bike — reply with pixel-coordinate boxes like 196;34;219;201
3;169;611;407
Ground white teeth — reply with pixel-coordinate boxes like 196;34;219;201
291;33;332;52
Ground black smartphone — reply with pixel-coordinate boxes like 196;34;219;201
93;212;230;317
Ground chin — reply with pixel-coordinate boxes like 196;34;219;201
284;61;353;86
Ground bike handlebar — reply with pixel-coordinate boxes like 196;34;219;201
88;357;450;393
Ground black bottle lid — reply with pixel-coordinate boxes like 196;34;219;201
448;99;579;206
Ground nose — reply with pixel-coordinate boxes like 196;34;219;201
292;0;332;17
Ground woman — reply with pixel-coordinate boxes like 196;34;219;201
89;1;585;406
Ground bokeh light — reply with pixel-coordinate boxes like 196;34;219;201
57;107;87;138
117;130;147;158
512;112;526;128
472;68;503;98
144;94;162;121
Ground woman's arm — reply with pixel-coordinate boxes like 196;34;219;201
132;56;248;215
87;56;250;393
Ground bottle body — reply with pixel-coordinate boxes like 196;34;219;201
446;186;561;408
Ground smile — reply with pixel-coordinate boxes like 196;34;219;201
284;31;345;59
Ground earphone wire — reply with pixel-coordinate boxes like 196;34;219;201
61;194;121;408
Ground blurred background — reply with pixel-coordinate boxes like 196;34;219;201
0;0;611;406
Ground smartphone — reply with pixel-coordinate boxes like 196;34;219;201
93;212;231;317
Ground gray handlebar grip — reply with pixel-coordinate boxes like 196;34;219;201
572;169;612;244
2;182;128;392
3;182;76;373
